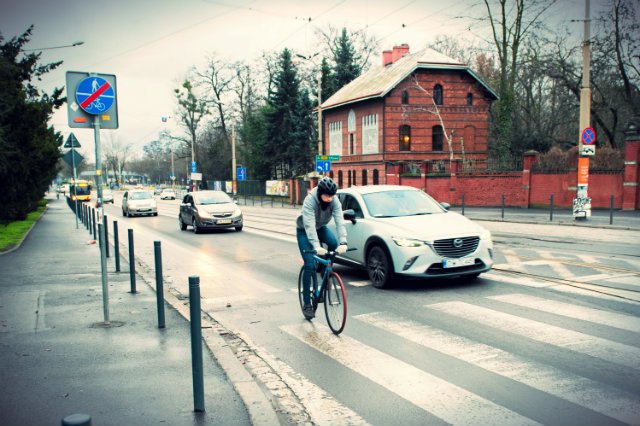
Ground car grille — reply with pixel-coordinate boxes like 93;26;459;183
212;212;232;218
433;236;479;258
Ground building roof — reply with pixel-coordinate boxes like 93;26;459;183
320;48;498;111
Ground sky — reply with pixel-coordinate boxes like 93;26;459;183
1;0;596;158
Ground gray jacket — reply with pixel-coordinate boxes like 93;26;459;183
296;188;347;249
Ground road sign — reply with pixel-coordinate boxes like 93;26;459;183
316;160;331;173
76;76;115;115
64;133;81;148
62;149;84;167
191;161;197;173
237;167;247;181
316;155;340;161
191;172;202;181
66;71;119;129
580;145;596;156
581;127;596;145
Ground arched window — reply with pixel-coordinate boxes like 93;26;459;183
362;169;368;186
466;92;473;106
329;171;334;179
347;170;352;187
373;169;379;185
433;84;443;105
352;170;357;186
338;170;343;188
401;90;409;104
399;125;411;151
432;125;444;151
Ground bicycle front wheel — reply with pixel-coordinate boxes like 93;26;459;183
324;272;347;334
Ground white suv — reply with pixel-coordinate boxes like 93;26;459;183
122;190;157;217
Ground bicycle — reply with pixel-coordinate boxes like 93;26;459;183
298;249;352;335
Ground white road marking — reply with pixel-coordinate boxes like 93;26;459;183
427;302;640;369
348;280;371;287
355;311;640;425
488;293;640;332
483;272;551;288
281;323;539;426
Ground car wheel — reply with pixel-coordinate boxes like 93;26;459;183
235;225;243;232
367;245;393;289
122;209;126;217
179;216;187;230
192;218;200;234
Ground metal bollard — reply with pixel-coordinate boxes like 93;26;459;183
501;194;505;219
154;241;165;328
104;215;110;258
461;194;465;216
189;276;205;412
610;195;614;225
549;194;554;222
128;229;136;294
113;221;120;272
61;413;92;426
92;208;97;240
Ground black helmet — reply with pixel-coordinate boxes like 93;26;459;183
317;177;338;196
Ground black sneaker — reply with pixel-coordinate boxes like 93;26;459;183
303;304;315;320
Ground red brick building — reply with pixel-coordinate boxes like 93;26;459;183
320;44;498;187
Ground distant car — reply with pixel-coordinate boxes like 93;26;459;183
102;189;114;204
160;189;176;200
179;190;243;233
122;190;157;217
153;187;162;195
329;185;494;288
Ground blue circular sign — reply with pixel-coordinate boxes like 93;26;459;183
581;127;596;145
76;76;115;115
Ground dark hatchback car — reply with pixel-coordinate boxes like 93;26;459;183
179;190;243;233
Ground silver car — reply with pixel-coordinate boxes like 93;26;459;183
331;185;493;288
122;190;158;217
179;190;243;233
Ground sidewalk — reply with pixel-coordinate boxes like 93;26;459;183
0;197;255;426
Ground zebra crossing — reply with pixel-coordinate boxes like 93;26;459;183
275;290;640;425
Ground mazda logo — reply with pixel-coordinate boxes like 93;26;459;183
453;238;464;248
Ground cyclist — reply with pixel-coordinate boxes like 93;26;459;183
296;177;348;319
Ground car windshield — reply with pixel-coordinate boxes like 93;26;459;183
130;191;152;200
195;192;231;205
362;190;444;218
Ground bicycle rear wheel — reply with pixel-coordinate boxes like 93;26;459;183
324;272;347;334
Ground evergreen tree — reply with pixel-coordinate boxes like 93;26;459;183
0;27;64;223
323;28;362;100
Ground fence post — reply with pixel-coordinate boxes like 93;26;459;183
461;194;465;216
501;194;505;219
113;221;120;272
189;276;205;412
549;194;554;222
610;195;614;225
103;215;110;258
128;229;136;294
154;241;165;328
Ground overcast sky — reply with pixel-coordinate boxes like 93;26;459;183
1;0;596;157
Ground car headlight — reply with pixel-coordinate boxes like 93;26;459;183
480;229;492;241
197;210;211;219
391;237;424;247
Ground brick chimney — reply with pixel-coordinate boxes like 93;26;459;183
382;44;410;67
382;50;393;67
391;44;410;63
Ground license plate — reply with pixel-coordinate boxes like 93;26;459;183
217;219;231;225
442;257;474;268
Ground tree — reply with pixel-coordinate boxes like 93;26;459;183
0;27;64;222
102;133;133;186
174;77;209;173
480;0;556;160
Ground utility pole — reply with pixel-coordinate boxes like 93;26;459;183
232;125;237;190
317;72;323;156
573;0;593;220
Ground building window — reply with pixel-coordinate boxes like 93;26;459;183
349;133;355;154
352;170;357;186
399;125;411;151
401;90;409;104
362;169;368;186
373;169;379;185
466;92;473;106
348;170;352;187
432;125;443;151
329;171;334;179
338;170;343;188
433;84;443;106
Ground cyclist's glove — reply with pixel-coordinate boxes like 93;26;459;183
336;244;348;254
315;246;328;256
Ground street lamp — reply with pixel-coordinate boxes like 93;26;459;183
21;41;84;52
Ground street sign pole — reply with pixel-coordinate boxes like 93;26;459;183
93;114;110;324
72;148;79;229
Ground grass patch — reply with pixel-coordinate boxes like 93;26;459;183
0;200;47;252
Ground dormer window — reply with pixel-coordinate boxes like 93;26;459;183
467;92;473;106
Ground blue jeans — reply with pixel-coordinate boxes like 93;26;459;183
297;226;338;306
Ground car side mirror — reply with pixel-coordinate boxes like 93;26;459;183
343;209;356;224
440;202;451;211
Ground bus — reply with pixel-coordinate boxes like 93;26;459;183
68;179;92;202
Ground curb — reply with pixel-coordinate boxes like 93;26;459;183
0;205;48;256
